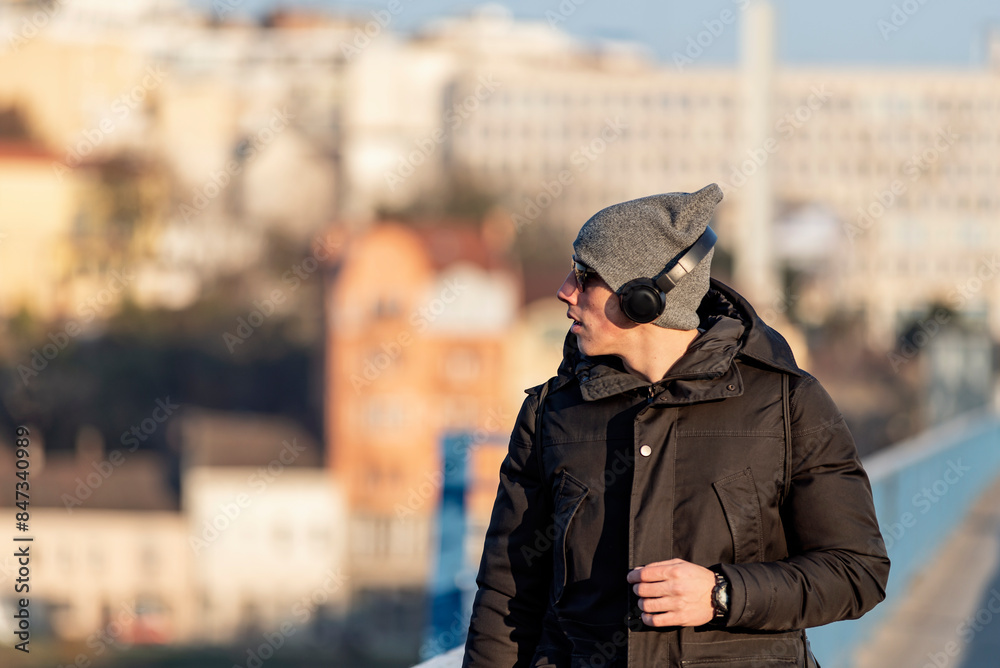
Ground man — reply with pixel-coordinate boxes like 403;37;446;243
463;184;889;667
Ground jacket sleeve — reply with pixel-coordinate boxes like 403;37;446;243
463;390;552;667
718;373;890;631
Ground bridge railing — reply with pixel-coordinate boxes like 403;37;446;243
809;409;1000;667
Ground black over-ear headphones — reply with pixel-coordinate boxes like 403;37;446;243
617;226;717;324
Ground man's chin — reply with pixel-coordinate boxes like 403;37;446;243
574;335;599;358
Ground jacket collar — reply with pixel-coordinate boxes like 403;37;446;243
553;278;802;404
699;278;802;376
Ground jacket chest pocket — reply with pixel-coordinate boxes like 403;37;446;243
551;471;589;604
712;467;765;563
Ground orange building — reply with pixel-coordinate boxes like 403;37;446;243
325;221;520;590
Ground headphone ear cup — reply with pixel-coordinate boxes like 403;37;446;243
618;280;664;324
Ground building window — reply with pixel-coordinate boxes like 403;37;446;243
373;516;391;557
141;544;159;577
273;524;293;545
89;546;105;574
443;397;479;428
58;547;73;574
52;600;75;631
365;399;405;430
310;527;331;549
373;296;400;319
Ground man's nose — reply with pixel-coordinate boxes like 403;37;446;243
557;271;578;304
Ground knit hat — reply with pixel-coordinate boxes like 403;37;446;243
572;183;723;330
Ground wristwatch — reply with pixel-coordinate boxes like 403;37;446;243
709;569;730;625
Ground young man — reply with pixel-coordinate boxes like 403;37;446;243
462;184;889;667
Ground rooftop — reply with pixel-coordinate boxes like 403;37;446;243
176;407;322;470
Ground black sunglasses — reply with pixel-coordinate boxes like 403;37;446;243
571;256;596;291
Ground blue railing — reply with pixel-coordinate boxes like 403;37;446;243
808;409;1000;667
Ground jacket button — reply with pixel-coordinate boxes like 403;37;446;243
639;444;652;457
727;384;736;391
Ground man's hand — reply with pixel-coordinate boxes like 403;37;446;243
626;559;717;627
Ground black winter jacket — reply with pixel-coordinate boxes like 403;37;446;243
463;280;890;667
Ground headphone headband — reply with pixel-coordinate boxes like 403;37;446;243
653;226;717;295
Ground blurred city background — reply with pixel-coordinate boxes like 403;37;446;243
0;0;999;666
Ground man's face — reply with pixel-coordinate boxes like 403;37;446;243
557;259;636;357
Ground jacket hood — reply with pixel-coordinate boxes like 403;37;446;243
553;278;802;402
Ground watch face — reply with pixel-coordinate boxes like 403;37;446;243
712;573;730;617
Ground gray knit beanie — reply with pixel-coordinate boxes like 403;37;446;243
572;183;723;330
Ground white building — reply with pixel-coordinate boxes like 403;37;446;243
341;5;1000;346
0;410;348;647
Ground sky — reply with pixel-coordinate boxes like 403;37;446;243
195;0;1000;67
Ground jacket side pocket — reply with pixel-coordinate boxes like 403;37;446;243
552;471;589;604
713;467;765;563
679;629;802;666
